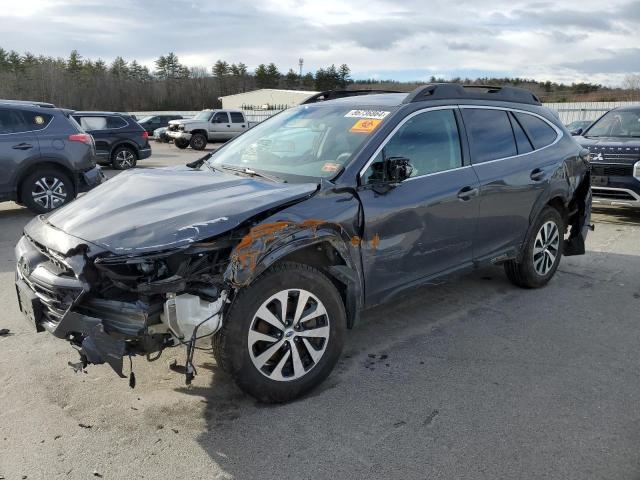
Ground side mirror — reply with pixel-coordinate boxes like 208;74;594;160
571;128;583;136
386;156;413;183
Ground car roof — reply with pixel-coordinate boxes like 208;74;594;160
307;93;408;107
72;111;132;117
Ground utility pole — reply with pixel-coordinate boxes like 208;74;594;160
298;58;304;86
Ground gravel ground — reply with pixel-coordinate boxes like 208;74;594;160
1;142;639;479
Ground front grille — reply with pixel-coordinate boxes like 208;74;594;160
591;164;634;176
601;153;640;162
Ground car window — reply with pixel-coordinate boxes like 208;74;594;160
213;112;229;123
362;109;463;184
230;112;245;123
0;109;29;134
77;116;108;130
513;112;557;149
106;116;127;128
509;112;533;154
462;109;517;163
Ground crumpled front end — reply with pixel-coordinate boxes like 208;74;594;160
14;217;231;380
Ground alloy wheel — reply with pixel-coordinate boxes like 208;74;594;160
31;176;68;210
115;149;135;168
533;220;560;276
248;288;330;382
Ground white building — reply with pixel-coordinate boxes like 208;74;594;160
219;89;318;110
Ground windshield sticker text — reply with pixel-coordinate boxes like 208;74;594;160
345;110;390;120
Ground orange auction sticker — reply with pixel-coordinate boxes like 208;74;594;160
350;118;382;134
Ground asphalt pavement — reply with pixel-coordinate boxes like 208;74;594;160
1;142;639;479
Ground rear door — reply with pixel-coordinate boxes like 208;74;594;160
358;107;480;303
0;108;40;200
461;107;560;262
229;111;248;136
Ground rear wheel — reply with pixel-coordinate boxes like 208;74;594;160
20;168;74;214
111;146;137;170
189;133;207;150
504;206;564;288
174;138;189;149
212;262;346;403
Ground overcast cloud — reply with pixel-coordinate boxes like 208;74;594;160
0;0;638;85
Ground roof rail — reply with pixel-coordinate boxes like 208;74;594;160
0;99;56;108
301;89;402;104
402;84;541;106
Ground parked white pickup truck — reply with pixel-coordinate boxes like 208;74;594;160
167;109;255;150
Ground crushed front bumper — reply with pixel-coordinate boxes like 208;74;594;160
167;131;192;141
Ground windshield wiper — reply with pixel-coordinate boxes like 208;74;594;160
186;152;214;169
219;164;283;182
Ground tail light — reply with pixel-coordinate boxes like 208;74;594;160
68;133;92;145
142;131;149;140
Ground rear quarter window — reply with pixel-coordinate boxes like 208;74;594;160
513;112;557;149
462;109;517;163
106;116;128;129
20;111;53;131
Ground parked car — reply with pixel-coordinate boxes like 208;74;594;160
0;100;104;213
137;114;183;135
566;120;593;135
15;85;592;403
153;126;171;143
574;106;640;207
72;112;151;169
167;109;255;150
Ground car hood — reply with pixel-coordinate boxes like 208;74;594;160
44;167;318;254
170;118;205;126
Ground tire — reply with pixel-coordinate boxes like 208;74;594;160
175;138;189;149
189;133;207;151
504;206;564;288
212;262;346;403
111;146;137;170
20;167;75;214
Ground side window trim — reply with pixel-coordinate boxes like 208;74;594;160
358;105;466;183
458;105;563;165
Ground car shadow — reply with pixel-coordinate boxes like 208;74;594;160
0;203;33;274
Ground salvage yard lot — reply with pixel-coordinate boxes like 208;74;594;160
1;143;640;479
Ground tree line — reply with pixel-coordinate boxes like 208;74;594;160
0;47;637;111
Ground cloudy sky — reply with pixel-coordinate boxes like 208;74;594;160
1;0;639;85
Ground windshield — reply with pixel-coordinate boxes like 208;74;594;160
585;110;640;137
207;104;393;181
194;111;213;121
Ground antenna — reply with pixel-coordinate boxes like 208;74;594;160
298;58;304;80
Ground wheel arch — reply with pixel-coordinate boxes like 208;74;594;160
16;160;76;203
224;223;364;329
110;140;139;159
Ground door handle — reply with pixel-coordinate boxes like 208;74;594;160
12;143;33;150
227;125;231;128
530;168;545;181
241;125;246;128
457;185;479;201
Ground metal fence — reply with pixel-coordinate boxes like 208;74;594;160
132;101;640;127
544;101;640;125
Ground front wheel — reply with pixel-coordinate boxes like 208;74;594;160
504;206;564;288
212;262;346;403
189;133;207;150
174;138;189;149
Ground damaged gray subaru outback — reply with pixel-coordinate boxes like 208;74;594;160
15;84;592;402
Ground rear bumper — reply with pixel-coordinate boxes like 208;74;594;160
138;147;152;160
77;165;105;193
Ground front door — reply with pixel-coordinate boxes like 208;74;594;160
210;111;231;140
358;108;480;305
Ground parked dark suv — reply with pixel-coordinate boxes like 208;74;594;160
72;112;152;170
0;100;104;213
137;114;183;135
574;106;640;207
15;85;591;403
